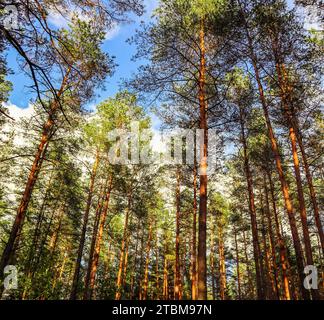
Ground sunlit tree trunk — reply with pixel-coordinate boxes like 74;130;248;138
197;17;208;300
191;140;198;300
174;168;181;300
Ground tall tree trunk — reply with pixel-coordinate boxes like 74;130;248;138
234;225;241;300
130;220;141;300
155;235;160;300
142;223;153;300
174;168;181;300
197;16;208;301
0;68;70;275
83;179;107;299
163;248;168;300
210;221;216;300
294;122;324;254
70;147;100;300
239;107;264;299
263;174;280;299
191;140;198;300
115;192;132;300
260;193;276;299
243;229;254;298
86;175;113;299
218;223;226;300
267;171;291;300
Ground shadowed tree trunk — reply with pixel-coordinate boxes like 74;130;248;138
234;225;241;300
142;223;153;300
70;147;100;300
239;107;264;299
115;192;132;300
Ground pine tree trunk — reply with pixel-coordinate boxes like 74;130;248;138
87;175;113;299
197;16;208;301
83;179;107;299
115;192;132;300
218;224;226;300
263;174;280;299
191;141;198;300
142;223;153;300
174;168;181;300
234;226;241;300
267;171;291;300
239;107;264;299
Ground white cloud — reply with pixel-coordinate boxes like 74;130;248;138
47;11;70;29
1;102;35;147
48;9;121;41
105;23;121;40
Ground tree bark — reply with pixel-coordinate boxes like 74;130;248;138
239;107;264;299
267;171;291;300
174;168;181;300
86;175;113;299
115;192;132;300
197;17;208;301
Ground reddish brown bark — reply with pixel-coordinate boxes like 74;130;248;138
197;17;208;301
267;171;291;300
234;225;241;300
263;175;280;299
191;141;198;300
86;175;113;299
174;168;181;300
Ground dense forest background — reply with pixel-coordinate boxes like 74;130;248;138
0;0;323;300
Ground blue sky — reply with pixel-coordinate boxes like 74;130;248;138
6;0;159;110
